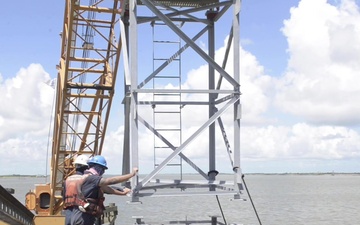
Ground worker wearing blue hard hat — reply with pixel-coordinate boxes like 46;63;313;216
88;155;108;170
63;155;138;225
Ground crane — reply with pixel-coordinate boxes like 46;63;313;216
25;0;124;224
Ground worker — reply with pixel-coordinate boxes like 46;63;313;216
63;155;133;225
62;154;90;225
68;155;138;225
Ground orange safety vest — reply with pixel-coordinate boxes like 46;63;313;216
64;174;89;208
64;173;105;217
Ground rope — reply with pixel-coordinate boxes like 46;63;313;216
216;195;227;225
242;175;262;225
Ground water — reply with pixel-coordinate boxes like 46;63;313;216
1;174;360;225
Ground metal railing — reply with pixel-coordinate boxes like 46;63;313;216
0;185;34;225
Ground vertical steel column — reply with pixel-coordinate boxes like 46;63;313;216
233;0;242;197
130;0;140;200
122;12;131;176
207;9;217;188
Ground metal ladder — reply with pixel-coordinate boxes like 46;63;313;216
151;17;183;177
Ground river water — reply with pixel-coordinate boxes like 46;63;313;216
1;174;359;225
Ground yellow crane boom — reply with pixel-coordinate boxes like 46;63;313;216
25;0;123;223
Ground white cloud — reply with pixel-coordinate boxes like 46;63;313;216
241;123;360;160
240;38;253;47
276;0;360;125
0;64;54;174
238;48;274;125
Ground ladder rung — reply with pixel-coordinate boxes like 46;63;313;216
154;58;180;61
153;93;181;96
155;128;181;131
153;40;180;44
154;146;177;149
154;111;181;114
153;21;182;27
154;75;181;79
154;163;182;166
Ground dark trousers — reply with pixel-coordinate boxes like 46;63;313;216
70;207;96;225
64;207;73;225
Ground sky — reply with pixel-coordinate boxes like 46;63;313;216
1;0;360;175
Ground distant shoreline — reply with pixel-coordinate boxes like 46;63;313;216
1;172;360;178
0;174;47;178
246;172;360;175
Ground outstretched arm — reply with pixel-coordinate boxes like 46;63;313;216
101;185;131;195
99;167;138;186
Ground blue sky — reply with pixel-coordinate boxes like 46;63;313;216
0;1;63;79
1;0;360;175
240;0;299;76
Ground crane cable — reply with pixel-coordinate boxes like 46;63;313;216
215;175;263;225
217;118;262;224
215;195;227;225
45;80;56;183
242;174;263;225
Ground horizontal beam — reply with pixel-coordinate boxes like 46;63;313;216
137;190;240;197
135;89;238;94
67;83;113;90
75;5;120;14
69;57;104;63
138;100;210;105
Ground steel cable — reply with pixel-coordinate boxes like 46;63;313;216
242;174;263;225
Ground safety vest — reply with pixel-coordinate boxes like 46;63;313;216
64;173;105;217
64;174;89;208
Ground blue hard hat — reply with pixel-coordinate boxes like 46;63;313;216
88;155;108;169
